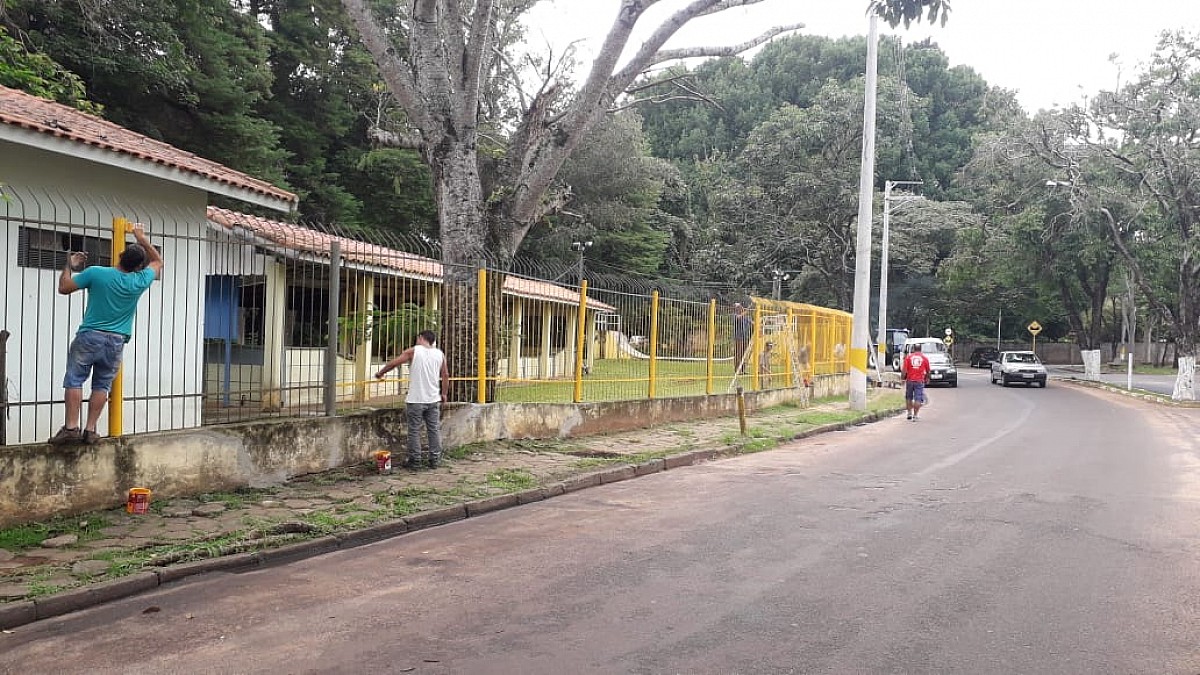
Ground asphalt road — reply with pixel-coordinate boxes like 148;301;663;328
5;371;1200;674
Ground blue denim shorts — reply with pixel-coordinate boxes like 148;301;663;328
64;330;127;392
904;380;927;404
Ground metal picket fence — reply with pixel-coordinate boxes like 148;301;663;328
1;188;851;446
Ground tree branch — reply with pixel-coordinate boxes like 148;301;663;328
638;23;804;73
1099;206;1179;328
368;127;424;149
340;0;431;136
460;0;497;126
613;74;724;113
508;0;789;223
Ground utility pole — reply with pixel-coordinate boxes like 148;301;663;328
849;12;879;411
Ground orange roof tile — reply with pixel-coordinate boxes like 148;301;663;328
0;86;297;207
207;207;614;311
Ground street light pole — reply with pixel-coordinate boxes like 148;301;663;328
571;240;592;284
849;11;880;411
876;180;923;376
771;269;792;300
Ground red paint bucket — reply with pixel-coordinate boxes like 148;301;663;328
374;450;392;474
126;487;152;515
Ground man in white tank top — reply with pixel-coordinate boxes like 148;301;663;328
375;330;450;468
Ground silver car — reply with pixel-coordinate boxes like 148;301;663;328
990;351;1048;387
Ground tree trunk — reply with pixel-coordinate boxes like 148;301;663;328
433;142;489;403
1172;251;1199;401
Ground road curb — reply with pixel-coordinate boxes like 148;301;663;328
0;405;902;632
0;600;35;630
1058;377;1200;407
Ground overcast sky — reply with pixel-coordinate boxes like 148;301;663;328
522;1;1200;113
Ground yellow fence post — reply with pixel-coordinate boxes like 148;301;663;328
573;280;588;403
477;268;487;404
706;299;716;395
108;217;130;437
808;308;817;381
648;290;660;399
785;307;795;387
751;304;762;390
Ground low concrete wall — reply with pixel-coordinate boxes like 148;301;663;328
0;375;848;526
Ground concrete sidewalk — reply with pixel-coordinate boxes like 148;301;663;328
0;392;902;629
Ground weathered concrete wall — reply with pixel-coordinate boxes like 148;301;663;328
0;376;848;526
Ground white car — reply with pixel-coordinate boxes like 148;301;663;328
899;337;957;387
990;351;1048;387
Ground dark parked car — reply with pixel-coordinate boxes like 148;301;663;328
969;347;1000;368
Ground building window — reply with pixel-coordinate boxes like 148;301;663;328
17;227;112;271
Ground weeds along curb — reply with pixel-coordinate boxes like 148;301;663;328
0;406;902;632
1057;377;1200;408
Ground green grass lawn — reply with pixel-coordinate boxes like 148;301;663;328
494;358;816;403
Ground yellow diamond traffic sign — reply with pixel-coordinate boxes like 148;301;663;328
1027;321;1042;336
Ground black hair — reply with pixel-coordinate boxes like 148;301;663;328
118;244;147;272
418;330;437;346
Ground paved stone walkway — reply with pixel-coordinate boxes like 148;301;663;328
0;393;901;610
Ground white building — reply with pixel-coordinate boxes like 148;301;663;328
0;85;297;445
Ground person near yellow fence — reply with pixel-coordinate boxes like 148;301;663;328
374;330;450;469
50;224;163;445
760;341;775;388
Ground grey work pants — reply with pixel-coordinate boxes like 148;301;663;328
405;402;442;464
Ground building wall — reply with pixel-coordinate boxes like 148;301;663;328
1;142;209;445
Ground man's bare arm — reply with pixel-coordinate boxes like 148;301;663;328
375;348;415;378
439;360;450;402
130;223;163;279
57;252;87;295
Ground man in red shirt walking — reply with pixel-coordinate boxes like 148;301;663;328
901;343;931;421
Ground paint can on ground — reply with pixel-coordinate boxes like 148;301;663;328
374;450;392;474
126;487;152;515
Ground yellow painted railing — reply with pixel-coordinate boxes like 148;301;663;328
341;270;852;406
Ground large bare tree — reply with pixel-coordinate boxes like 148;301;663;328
339;0;949;399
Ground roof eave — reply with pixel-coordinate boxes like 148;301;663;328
0;125;297;213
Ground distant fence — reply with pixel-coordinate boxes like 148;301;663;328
1;189;851;445
951;340;1176;366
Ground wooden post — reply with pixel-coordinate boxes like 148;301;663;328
736;386;747;436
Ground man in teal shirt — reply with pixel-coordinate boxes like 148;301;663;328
50;223;163;445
